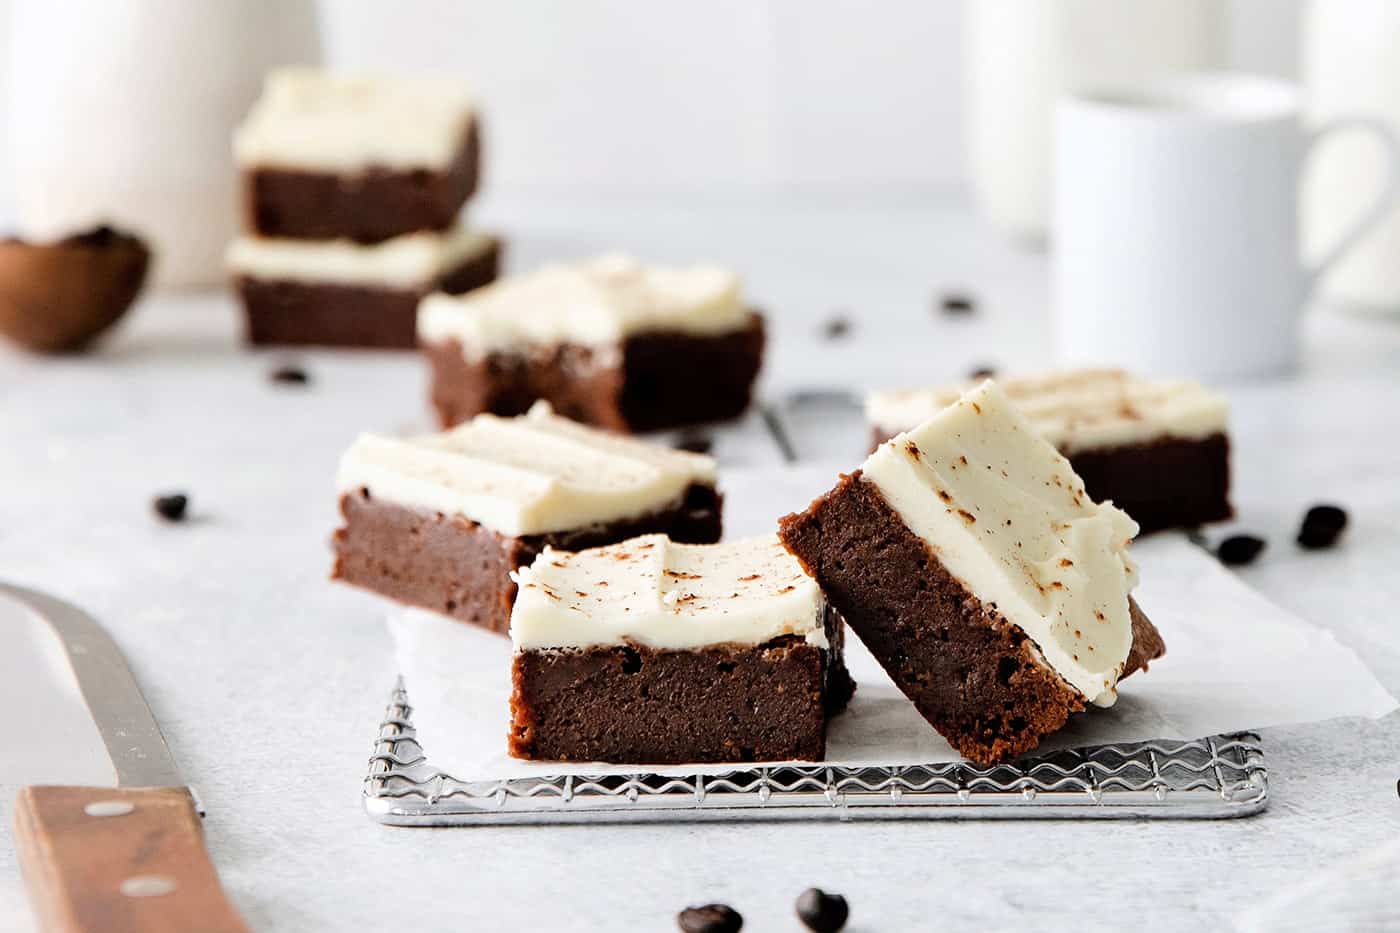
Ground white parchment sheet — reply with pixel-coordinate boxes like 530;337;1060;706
391;466;1398;779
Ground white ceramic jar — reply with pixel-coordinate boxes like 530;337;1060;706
1303;0;1400;313
966;0;1222;242
5;0;321;289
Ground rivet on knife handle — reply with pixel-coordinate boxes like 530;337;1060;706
14;785;249;933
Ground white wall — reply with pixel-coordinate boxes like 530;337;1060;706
317;0;1300;197
0;0;1300;209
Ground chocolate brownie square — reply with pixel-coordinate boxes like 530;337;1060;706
866;369;1232;533
418;254;764;432
230;228;500;349
782;381;1165;765
234;69;480;243
508;534;854;764
332;402;722;632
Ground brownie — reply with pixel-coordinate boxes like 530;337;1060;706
868;427;1231;535
424;315;765;431
865;369;1232;533
237;235;500;349
332;482;722;632
418;254;766;432
782;381;1164;765
508;535;854;764
779;471;1162;764
244;119;480;243
331;403;722;631
234;68;482;243
510;630;846;764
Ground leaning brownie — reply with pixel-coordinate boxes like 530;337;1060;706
234;68;480;243
229;228;500;348
781;381;1165;765
418;253;765;432
332;403;720;632
866;369;1231;533
508;534;854;764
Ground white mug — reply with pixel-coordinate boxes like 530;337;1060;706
1053;73;1399;381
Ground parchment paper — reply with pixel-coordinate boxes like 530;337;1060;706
391;466;1398;778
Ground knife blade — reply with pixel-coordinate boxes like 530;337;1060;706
3;583;249;933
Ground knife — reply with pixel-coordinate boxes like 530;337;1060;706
3;582;249;933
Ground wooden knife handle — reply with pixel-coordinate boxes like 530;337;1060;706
13;785;249;933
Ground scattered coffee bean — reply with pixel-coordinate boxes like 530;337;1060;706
968;364;997;380
939;292;976;316
821;315;852;340
678;903;742;933
152;493;189;523
675;434;713;455
1298;504;1347;550
270;363;310;386
796;888;849;933
1217;534;1265;567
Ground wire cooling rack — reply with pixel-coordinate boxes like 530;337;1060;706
363;683;1268;825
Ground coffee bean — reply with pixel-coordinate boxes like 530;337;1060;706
1298;504;1347;549
968;365;997;380
270;363;310;385
796;888;849;932
821;315;852;340
677;903;742;933
153;493;189;523
675;434;713;455
939;292;976;316
1217;534;1265;566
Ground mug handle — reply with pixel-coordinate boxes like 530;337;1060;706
1303;117;1400;293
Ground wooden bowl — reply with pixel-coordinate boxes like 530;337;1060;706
0;225;151;353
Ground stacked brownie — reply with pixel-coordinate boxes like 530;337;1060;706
332;402;721;633
508;534;854;764
866;369;1232;532
229;69;500;348
418;253;765;431
783;381;1165;764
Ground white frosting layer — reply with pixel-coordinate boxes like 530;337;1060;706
418;253;749;352
861;381;1140;706
227;227;492;289
336;403;716;537
866;369;1229;455
234;68;475;172
510;534;828;651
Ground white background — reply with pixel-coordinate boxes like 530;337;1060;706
0;0;1299;202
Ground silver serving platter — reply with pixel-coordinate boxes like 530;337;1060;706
364;684;1269;825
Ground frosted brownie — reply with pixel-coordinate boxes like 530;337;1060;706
234;69;480;243
866;369;1231;532
332;403;721;632
508;534;853;764
780;381;1165;765
228;228;500;348
418;254;765;432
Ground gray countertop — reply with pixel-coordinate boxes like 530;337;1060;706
3;195;1399;931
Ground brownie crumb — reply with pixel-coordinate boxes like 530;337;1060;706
969;364;997;380
796;889;849;933
674;434;713;455
1298;504;1347;550
678;903;742;933
1217;534;1265;567
821;315;852;340
152;493;189;523
270;363;310;386
939;292;976;316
